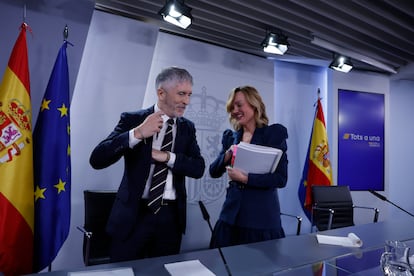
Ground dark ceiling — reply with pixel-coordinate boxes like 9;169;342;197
95;0;414;79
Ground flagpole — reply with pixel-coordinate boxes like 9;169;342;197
23;4;26;22
63;25;68;41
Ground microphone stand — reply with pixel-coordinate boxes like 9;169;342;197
369;190;414;218
198;201;232;276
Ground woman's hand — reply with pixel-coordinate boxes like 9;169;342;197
224;145;236;164
226;166;248;184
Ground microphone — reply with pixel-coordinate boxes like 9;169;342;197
198;201;232;276
369;190;414;218
369;189;387;201
198;200;213;231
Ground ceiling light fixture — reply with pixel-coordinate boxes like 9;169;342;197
261;32;289;55
158;0;193;29
329;54;353;73
311;36;397;74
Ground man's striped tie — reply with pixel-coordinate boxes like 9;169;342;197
148;118;174;214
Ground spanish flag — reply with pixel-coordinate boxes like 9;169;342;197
298;93;333;220
0;23;34;275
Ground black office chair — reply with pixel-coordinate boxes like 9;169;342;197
311;185;379;231
77;190;116;266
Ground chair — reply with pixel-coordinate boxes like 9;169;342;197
280;212;302;235
77;190;116;266
311;185;379;231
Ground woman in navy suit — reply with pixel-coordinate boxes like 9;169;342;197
209;86;288;248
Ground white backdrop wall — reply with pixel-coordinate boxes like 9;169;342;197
388;80;414;220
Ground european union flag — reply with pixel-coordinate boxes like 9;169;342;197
33;41;71;272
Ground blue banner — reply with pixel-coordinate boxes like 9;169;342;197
338;89;384;191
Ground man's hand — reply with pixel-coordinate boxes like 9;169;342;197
152;149;169;163
134;110;165;139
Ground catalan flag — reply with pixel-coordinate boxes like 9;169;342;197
33;41;71;272
0;23;34;276
298;95;333;220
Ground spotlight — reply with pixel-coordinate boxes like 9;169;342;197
261;32;289;55
329;54;353;73
311;36;397;74
158;0;193;29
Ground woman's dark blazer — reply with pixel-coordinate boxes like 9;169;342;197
209;124;288;229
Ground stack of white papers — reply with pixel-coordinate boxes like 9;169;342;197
68;267;134;276
233;142;282;174
316;232;363;248
164;259;215;276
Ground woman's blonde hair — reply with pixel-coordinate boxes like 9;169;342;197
226;86;269;130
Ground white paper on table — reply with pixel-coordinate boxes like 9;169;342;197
68;267;134;276
316;232;363;248
164;259;215;276
408;255;414;264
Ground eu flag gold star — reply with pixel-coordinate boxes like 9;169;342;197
54;178;66;193
41;99;51;111
34;185;47;201
57;103;68;117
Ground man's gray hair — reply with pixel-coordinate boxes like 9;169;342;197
155;67;193;90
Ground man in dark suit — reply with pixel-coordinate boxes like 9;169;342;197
89;67;205;262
